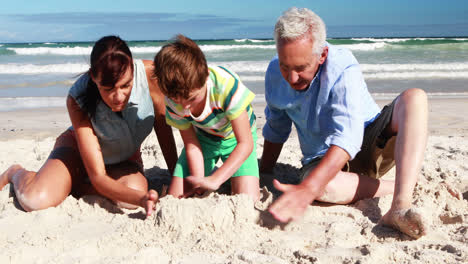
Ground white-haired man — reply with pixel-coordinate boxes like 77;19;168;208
260;7;428;239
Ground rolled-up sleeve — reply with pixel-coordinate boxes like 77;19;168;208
324;65;366;159
263;104;292;143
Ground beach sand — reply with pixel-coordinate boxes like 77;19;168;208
0;98;467;263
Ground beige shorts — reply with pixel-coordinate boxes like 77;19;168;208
300;98;397;180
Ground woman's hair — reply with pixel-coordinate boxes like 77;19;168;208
82;35;133;118
274;7;327;55
153;34;208;99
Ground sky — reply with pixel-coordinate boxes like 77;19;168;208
0;0;467;42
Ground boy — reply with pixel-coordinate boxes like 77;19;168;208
153;35;260;201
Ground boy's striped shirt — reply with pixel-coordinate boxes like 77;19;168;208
165;66;256;140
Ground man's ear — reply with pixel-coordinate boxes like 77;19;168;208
319;46;328;65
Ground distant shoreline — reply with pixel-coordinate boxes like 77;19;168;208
2;35;468;45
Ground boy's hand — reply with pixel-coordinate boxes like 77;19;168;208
140;189;159;218
184;176;221;197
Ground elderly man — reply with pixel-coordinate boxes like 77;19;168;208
260;7;428;239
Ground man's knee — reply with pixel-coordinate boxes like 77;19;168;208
400;88;428;105
317;174;353;204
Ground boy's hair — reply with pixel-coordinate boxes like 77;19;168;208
153;34;209;99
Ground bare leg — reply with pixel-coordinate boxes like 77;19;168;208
1;155;149;212
380;88;428;239
167;176;184;198
105;161;148;209
0;164;22;190
0;157;75;212
316;171;395;204
231;176;260;201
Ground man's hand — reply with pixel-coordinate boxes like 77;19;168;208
268;179;319;223
183;176;221;197
141;189;159;218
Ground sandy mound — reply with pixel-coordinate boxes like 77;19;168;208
0;133;467;263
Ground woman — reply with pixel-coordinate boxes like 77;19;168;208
0;36;178;217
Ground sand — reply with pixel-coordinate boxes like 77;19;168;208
0;98;467;263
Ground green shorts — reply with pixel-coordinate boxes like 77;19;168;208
300;97;397;180
173;131;259;178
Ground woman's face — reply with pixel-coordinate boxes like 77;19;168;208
92;67;133;112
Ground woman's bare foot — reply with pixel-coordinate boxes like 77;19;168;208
0;164;23;190
381;208;427;239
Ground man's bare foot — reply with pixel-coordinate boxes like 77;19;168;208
381;208;427;239
0;164;23;190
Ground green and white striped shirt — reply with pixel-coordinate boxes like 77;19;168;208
165;66;256;140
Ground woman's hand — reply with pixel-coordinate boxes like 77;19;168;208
140;189;159;217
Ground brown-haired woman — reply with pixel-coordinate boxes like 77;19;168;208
0;36;177;217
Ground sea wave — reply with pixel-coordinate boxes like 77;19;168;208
0;96;66;111
0;63;88;74
209;61;269;73
234;39;273;43
0;80;75;90
360;63;468;72
4;93;468;112
8;46;93;56
340;42;388;51
364;71;468;80
3;62;468;80
350;37;468;43
7;44;276;55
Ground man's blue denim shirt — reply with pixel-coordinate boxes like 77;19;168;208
263;43;381;165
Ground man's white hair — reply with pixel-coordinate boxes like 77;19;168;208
274;7;327;55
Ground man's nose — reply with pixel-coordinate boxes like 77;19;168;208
288;70;299;83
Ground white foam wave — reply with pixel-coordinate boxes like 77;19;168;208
240;71;468;81
372;92;468;99
200;45;275;51
361;63;468;72
237;76;265;82
350;37;467;43
3;61;468;81
350;38;413;43
7;44;276;55
131;47;161;53
252;92;468;101
364;71;468;80
8;46;93;56
209;61;269;74
0;96;66;111
340;43;387;51
0;61;269;75
0;63;88;74
234;39;272;43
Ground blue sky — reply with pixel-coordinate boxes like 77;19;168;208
1;0;467;42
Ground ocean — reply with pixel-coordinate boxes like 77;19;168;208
1;37;468;111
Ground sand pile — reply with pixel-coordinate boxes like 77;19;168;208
0;130;467;263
